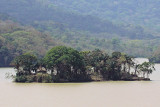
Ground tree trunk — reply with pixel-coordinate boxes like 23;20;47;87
128;65;131;74
143;72;145;78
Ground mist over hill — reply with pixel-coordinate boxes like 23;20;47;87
0;0;160;66
0;17;58;67
0;0;156;39
51;0;160;33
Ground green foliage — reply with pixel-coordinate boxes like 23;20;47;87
0;0;157;39
15;75;27;83
13;46;155;82
0;20;57;67
0;0;160;67
149;46;160;63
49;0;160;33
36;73;52;83
29;17;159;58
25;75;35;83
138;62;155;78
44;46;88;82
0;45;11;67
15;73;53;83
15;75;35;83
12;53;38;74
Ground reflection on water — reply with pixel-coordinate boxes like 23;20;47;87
0;58;160;107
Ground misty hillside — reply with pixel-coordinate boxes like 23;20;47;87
51;0;160;33
0;17;58;67
0;0;155;39
0;0;160;67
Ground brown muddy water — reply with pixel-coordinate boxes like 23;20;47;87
0;58;160;107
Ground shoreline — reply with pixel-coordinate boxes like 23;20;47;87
13;78;151;83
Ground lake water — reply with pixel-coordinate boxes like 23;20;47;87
0;58;160;107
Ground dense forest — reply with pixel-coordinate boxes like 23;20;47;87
0;0;160;66
0;0;155;39
0;19;58;67
12;46;155;83
51;0;160;33
149;46;160;63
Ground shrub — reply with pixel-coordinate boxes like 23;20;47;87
15;75;35;83
26;75;35;83
36;73;52;83
15;75;27;82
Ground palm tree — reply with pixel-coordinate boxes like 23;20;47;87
134;64;140;75
126;56;135;74
119;54;127;73
119;54;134;74
138;62;155;78
146;63;155;78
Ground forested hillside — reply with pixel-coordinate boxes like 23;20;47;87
0;0;160;66
51;0;160;33
0;0;156;39
0;19;57;67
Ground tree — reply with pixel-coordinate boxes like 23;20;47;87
12;53;37;75
119;54;134;73
138;62;155;78
0;46;10;67
44;46;88;82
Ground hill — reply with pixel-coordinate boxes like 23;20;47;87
0;0;156;39
50;0;160;33
0;0;160;63
0;19;58;67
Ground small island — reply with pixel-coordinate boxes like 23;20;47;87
11;46;155;83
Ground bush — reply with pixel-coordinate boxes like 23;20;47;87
15;75;35;83
36;73;52;83
26;75;35;83
15;75;27;82
15;73;53;83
